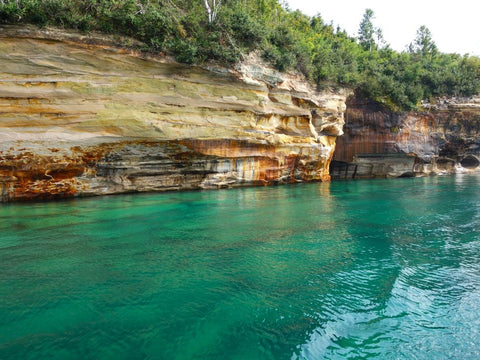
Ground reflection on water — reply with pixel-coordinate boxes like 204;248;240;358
1;176;480;359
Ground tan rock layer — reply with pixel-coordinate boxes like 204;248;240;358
0;27;347;202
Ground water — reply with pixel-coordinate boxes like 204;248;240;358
1;175;480;359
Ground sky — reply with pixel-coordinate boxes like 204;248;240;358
285;0;480;55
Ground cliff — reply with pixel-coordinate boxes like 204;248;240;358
0;26;347;202
332;96;480;179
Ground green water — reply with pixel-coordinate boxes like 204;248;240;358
1;175;480;359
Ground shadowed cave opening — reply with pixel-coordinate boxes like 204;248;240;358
436;158;456;171
460;155;480;169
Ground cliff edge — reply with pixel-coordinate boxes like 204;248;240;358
0;26;347;201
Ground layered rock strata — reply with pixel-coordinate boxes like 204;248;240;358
0;26;347;202
332;96;480;179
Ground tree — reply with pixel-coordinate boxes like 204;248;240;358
408;25;437;57
358;8;384;52
204;0;221;23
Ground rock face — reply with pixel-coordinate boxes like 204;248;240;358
332;96;480;179
0;26;347;202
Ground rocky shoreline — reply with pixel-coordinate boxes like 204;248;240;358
0;26;346;202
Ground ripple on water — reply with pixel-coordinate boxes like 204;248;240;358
2;176;480;359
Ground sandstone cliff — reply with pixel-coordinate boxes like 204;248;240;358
332;96;480;179
0;26;347;202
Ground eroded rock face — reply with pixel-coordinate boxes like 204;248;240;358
332;96;480;179
0;26;347;202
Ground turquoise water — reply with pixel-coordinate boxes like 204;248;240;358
1;175;480;359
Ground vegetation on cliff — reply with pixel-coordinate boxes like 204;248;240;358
1;0;480;110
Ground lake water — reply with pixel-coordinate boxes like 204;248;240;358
1;175;480;359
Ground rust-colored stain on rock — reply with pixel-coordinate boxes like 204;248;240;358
0;27;347;202
333;96;480;178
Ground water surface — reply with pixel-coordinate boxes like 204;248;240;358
1;175;480;359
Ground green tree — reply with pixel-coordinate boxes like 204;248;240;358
357;8;384;52
408;25;437;58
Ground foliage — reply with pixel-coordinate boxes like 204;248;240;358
408;25;437;58
357;8;384;53
1;1;480;110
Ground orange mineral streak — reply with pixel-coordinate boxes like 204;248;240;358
333;97;480;180
179;139;285;185
0;28;347;202
1;138;335;201
0;151;86;201
179;139;331;184
334;103;439;163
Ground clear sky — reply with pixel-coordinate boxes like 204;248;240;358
285;0;480;56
